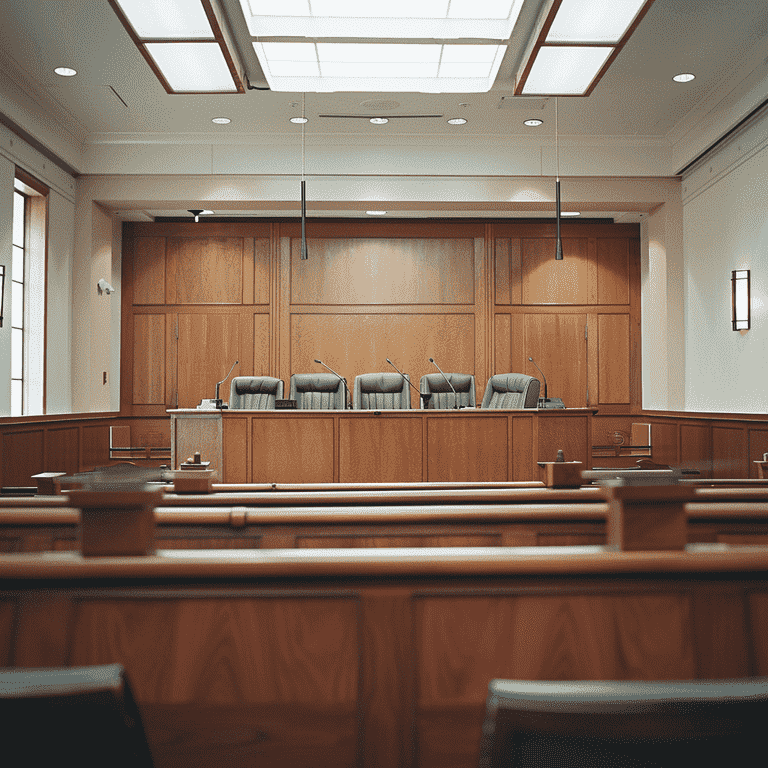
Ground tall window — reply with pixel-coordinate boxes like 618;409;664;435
9;170;48;416
11;190;26;416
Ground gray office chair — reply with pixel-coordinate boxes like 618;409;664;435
419;373;476;409
479;677;768;768
289;372;346;410
481;374;540;409
229;376;284;409
0;663;155;767
353;372;411;409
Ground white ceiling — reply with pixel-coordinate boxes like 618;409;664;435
1;0;767;221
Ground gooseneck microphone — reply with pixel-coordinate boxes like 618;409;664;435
386;358;426;408
527;356;548;404
429;357;459;409
314;359;351;409
215;360;239;406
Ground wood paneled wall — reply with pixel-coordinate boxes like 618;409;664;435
121;219;641;416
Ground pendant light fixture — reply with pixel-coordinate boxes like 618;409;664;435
300;93;308;261
188;209;203;222
555;97;563;261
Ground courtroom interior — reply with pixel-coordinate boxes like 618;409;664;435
2;1;768;767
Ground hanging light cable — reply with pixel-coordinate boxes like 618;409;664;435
300;92;308;260
555;97;563;261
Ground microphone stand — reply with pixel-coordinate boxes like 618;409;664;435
527;356;549;407
215;360;239;409
429;357;459;409
385;358;430;408
314;359;351;409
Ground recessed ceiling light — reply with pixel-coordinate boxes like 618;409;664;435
212;117;231;124
560;211;581;217
370;117;389;125
54;67;77;77
290;116;309;124
524;118;543;127
447;117;467;125
366;211;387;215
673;72;695;83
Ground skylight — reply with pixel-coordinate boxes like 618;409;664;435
242;0;521;92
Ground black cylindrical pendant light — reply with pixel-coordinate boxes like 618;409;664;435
555;97;563;261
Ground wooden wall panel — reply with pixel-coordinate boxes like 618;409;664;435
712;426;748;479
290;238;474;305
46;427;80;475
680;424;712;477
524;314;587;408
132;237;166;305
251;417;335;484
511;416;534;481
254;238;271;305
253;313;270;377
223;417;248;483
82;425;110;469
339;417;422;483
416;592;694;707
290;313;474;408
598;314;630;404
427;416;508;482
494;238;522;306
522;238;590;305
68;598;359;704
177;313;243;408
2;430;44;486
493;314;511;377
538;415;589;465
168;238;244;305
133;314;166;405
597;238;630;305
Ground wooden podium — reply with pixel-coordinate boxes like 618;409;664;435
170;408;595;484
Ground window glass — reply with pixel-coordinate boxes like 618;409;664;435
11;327;22;379
12;192;24;248
10;380;22;417
11;280;23;329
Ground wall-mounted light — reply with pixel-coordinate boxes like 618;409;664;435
732;270;750;330
0;264;5;326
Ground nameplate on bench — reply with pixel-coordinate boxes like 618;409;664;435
275;399;297;409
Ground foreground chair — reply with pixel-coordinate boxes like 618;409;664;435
290;372;347;409
353;372;411;409
0;663;155;767
479;677;768;768
481;374;540;409
229;376;284;409
419;373;476;409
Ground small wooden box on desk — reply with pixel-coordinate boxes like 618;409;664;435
68;489;163;556
604;484;695;551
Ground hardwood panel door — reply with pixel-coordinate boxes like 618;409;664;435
524;314;587;408
597;314;630;405
133;314;166;406
177;313;243;408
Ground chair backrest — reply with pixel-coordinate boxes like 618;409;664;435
479;677;768;768
289;372;346;410
0;663;155;767
420;373;476;409
229;376;284;409
353;372;411;409
480;374;540;409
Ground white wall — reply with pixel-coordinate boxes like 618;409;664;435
682;106;768;413
0;123;76;415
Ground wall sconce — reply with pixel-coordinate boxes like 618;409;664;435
97;278;115;296
0;264;5;326
732;269;750;330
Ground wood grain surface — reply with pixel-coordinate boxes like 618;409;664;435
168;237;244;305
426;416;508;482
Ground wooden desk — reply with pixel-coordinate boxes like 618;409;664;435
170;408;596;484
2;546;768;768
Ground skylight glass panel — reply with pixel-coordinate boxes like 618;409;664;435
268;60;320;77
440;45;499;64
114;0;214;38
522;46;613;94
448;0;519;19
239;0;522;39
545;0;647;44
146;42;238;91
316;43;442;65
261;42;317;61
